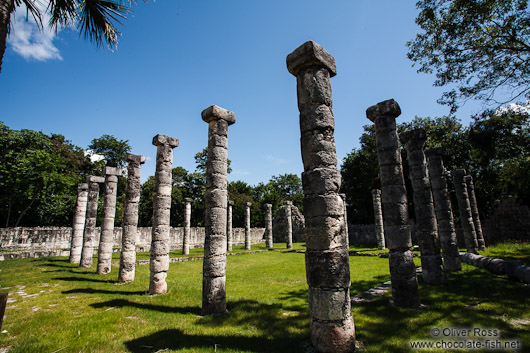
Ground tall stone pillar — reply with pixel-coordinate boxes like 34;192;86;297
118;154;146;283
339;194;350;247
464;175;486;250
284;201;293;249
150;134;179;295
69;183;89;264
287;40;355;353
97;166;122;275
366;99;420;308
201;105;235;315
80;176;105;268
452;169;479;254
227;200;234;252
371;189;385;250
244;202;252;250
399;129;445;284
183;198;192;255
425;148;461;271
264;203;273;249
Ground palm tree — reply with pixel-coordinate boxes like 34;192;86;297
0;0;138;73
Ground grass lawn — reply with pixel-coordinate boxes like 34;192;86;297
0;242;528;352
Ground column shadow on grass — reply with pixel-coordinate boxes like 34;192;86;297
352;268;530;352
63;288;147;296
53;276;117;284
123;298;309;353
90;298;202;315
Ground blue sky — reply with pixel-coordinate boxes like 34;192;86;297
1;0;487;185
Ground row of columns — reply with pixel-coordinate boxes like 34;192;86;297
367;98;485;309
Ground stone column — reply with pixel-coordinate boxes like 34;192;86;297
366;99;420;308
201;105;235;315
118;154;146;283
244;202;252;250
183;198;192;255
227;200;234;251
287;40;355;353
284;201;293;249
452;169;479;254
425;148;461;271
339;194;350;247
80;176;105;268
69;183;89;264
371;189;386;250
150;134;179;295
465;175;486;250
399;129;445;285
96;166;122;275
264;203;273;249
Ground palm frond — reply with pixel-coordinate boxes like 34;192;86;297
78;0;131;49
14;0;44;30
47;0;78;29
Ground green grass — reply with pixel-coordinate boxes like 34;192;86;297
0;243;529;352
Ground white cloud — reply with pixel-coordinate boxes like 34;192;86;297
8;4;62;62
84;150;105;163
496;101;530;116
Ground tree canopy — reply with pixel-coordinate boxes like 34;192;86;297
88;134;131;168
407;0;530;112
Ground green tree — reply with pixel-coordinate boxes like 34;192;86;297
0;0;144;73
0;122;95;226
88;134;131;168
407;0;530;112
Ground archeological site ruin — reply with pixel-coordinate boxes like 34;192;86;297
1;39;529;353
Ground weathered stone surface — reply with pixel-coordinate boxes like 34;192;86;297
464;175;486;251
305;249;351;291
339;194;349;248
288;41;354;351
366;99;420;308
227;200;234;251
308;287;351;321
284;201;293;249
264;203;273;249
201;105;236;125
80;179;102;268
302;168;341;195
97;173;119;275
425;148;461;271
388;250;420;308
150;134;178;295
183;198;192;255
69;183;89;264
273;203;305;244
452;169;479;254
366;99;401;121
87;175;105;184
286;40;337;77
310;316;356;353
244;202;252;250
504;259;524;280
202;105;234;315
304;216;344;250
372;189;385;250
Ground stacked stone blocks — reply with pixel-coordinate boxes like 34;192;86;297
287;40;355;353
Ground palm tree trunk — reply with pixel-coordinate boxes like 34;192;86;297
0;0;14;73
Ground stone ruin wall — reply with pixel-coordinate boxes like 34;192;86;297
0;226;265;253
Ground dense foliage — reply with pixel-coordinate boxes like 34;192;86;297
407;0;530;112
0;122;96;227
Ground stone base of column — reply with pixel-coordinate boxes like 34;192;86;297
442;247;462;272
420;254;446;284
310;316;355;353
119;252;136;283
69;253;81;265
149;272;167;295
202;276;227;315
389;250;420;308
